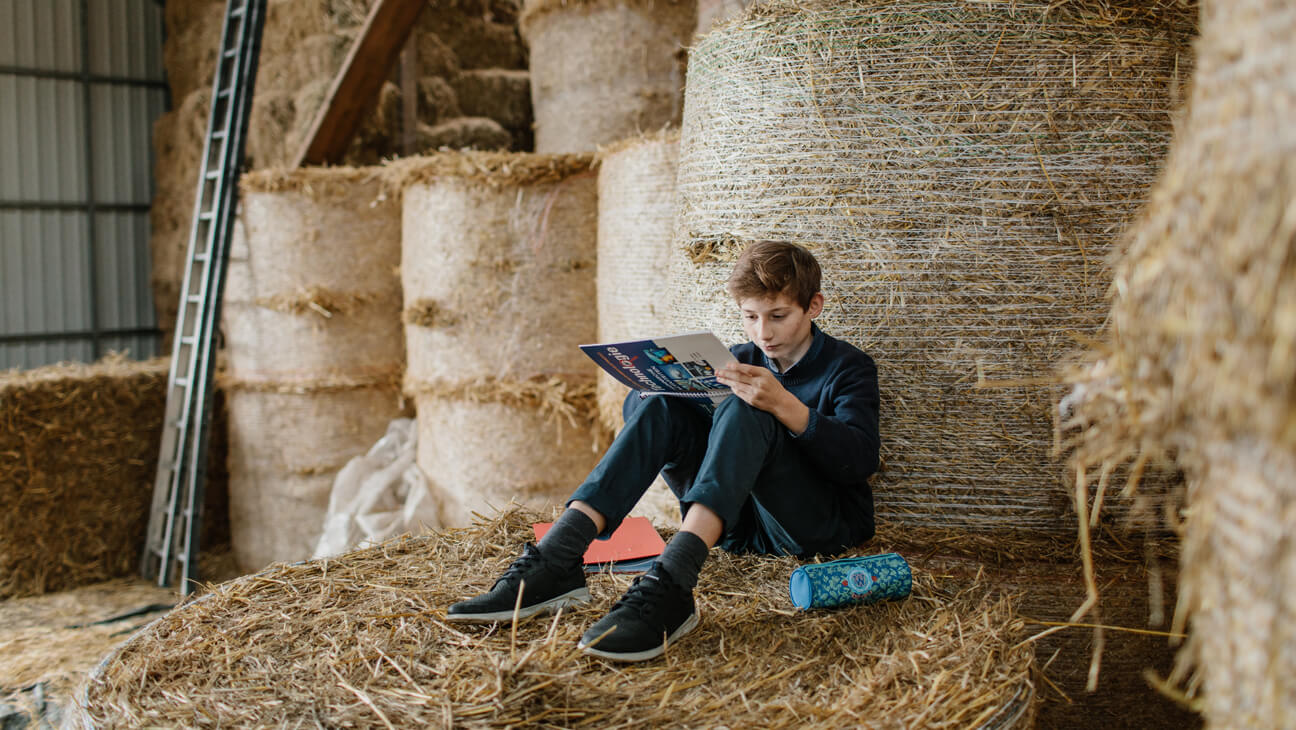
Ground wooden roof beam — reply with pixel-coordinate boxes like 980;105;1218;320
291;0;427;167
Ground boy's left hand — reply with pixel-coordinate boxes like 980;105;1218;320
717;363;811;435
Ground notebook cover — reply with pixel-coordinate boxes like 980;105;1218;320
532;516;666;565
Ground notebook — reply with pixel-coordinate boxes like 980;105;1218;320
532;516;666;573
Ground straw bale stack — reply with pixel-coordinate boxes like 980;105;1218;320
671;1;1194;533
1059;0;1295;724
595;130;680;432
73;509;1036;728
219;169;406;572
151;0;528;345
0;356;224;598
593;132;684;528
395;152;604;527
520;0;695;153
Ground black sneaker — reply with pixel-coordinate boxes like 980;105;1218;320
446;543;590;623
578;564;699;662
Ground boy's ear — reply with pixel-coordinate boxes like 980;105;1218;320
808;292;824;318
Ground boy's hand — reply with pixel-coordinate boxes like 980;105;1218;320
717;363;811;435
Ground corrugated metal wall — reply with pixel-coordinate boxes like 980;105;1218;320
0;0;166;369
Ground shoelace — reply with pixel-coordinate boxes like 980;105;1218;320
612;571;674;617
493;543;543;590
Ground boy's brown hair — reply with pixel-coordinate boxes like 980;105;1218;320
726;240;822;310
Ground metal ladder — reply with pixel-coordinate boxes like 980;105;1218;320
142;0;265;592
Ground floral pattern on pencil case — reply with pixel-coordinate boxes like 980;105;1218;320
796;553;911;609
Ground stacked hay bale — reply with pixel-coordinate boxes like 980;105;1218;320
595;131;684;527
669;2;1196;726
394;153;604;527
0;356;226;598
152;0;530;346
594;130;680;432
74;509;1036;727
520;0;695;153
220;169;405;572
672;0;1193;533
1061;0;1296;725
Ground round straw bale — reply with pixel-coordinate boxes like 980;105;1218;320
224;386;403;571
520;0;695;153
220;300;403;385
671;1;1194;534
1060;1;1295;723
222;170;403;383
414;393;602;527
399;152;598;384
595;130;680;432
75;508;1035;728
232;171;400;296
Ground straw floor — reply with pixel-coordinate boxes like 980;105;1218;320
75;509;1035;728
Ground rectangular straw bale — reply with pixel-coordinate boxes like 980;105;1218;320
0;356;228;598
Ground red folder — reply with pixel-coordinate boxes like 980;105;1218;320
532;516;666;565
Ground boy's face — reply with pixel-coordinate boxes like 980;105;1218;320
738;290;824;367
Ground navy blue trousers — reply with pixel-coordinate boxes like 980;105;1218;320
567;394;862;557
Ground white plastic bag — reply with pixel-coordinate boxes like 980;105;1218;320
313;419;440;559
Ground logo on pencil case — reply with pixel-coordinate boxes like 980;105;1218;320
843;568;876;595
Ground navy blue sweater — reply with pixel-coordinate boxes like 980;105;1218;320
731;324;881;539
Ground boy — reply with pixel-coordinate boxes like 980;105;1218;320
447;241;881;662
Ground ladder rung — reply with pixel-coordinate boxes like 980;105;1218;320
211;130;227;140
205;170;221;180
174;377;189;387
198;211;215;221
193;253;209;262
216;88;232;100
186;294;203;303
229;5;245;17
223;48;238;59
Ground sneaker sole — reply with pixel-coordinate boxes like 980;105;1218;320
445;587;591;624
578;611;700;662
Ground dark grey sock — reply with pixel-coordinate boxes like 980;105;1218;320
655;531;709;590
536;508;599;568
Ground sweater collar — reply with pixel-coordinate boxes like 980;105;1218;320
763;323;826;377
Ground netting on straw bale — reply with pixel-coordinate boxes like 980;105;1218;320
398;153;598;384
222;170;403;385
0;356;224;598
1059;1;1295;724
520;0;695;153
595;130;680;432
671;0;1194;533
74;508;1035;729
415;393;602;527
224;386;404;572
397;152;603;527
